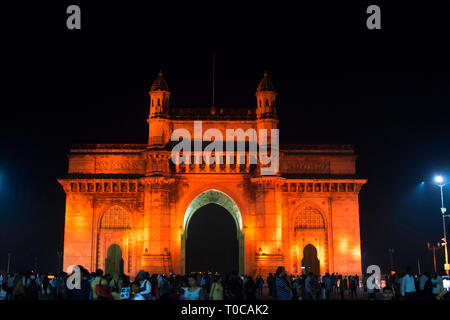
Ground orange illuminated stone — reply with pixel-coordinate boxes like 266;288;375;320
58;72;366;278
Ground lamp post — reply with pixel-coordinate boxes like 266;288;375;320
434;175;450;275
7;253;11;274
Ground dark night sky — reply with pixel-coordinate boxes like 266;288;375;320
2;1;450;274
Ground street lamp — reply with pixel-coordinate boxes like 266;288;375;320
434;175;450;274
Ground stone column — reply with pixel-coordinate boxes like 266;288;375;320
252;177;284;278
142;181;152;256
141;177;172;274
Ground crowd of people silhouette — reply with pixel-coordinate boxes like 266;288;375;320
0;265;448;300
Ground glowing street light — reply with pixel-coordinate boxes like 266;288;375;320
434;175;450;274
435;175;444;185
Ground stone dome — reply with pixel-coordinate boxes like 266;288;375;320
256;71;276;92
150;71;169;91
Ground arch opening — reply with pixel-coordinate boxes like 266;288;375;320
181;189;244;275
186;203;239;274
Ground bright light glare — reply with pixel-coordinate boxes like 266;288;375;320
435;175;444;184
443;278;450;291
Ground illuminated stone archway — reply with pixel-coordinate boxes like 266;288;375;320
180;189;245;275
59;72;366;277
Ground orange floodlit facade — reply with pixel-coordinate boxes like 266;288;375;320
58;72;366;278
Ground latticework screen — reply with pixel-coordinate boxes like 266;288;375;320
294;207;325;230
100;206;130;229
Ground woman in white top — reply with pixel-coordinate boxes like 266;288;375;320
133;271;152;300
430;273;443;298
183;276;202;300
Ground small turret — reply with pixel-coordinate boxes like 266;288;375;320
255;71;277;119
149;71;171;117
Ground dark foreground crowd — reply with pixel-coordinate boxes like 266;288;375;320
0;265;448;301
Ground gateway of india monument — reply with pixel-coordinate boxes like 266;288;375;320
58;71;366;278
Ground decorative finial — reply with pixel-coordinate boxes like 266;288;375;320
158;70;163;77
263;71;268;77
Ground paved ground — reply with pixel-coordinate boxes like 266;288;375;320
260;287;368;300
1;287;369;301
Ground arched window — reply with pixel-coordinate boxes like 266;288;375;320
100;206;130;229
294;206;325;230
157;98;161;106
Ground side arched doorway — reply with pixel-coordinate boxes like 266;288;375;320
293;205;328;275
97;205;131;275
105;244;124;276
302;244;320;275
181;189;245;275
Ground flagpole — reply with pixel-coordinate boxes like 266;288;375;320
212;50;215;108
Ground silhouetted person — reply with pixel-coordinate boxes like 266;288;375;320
209;274;224;300
275;266;292;300
228;271;243;300
349;275;358;299
256;276;264;298
244;276;257;300
267;273;275;299
338;275;347;300
42;274;50;295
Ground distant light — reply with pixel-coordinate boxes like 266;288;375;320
435;175;444;184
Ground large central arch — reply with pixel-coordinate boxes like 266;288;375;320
180;189;245;275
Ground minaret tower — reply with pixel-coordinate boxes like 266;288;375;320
255;71;279;144
147;71;171;146
255;71;277;118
